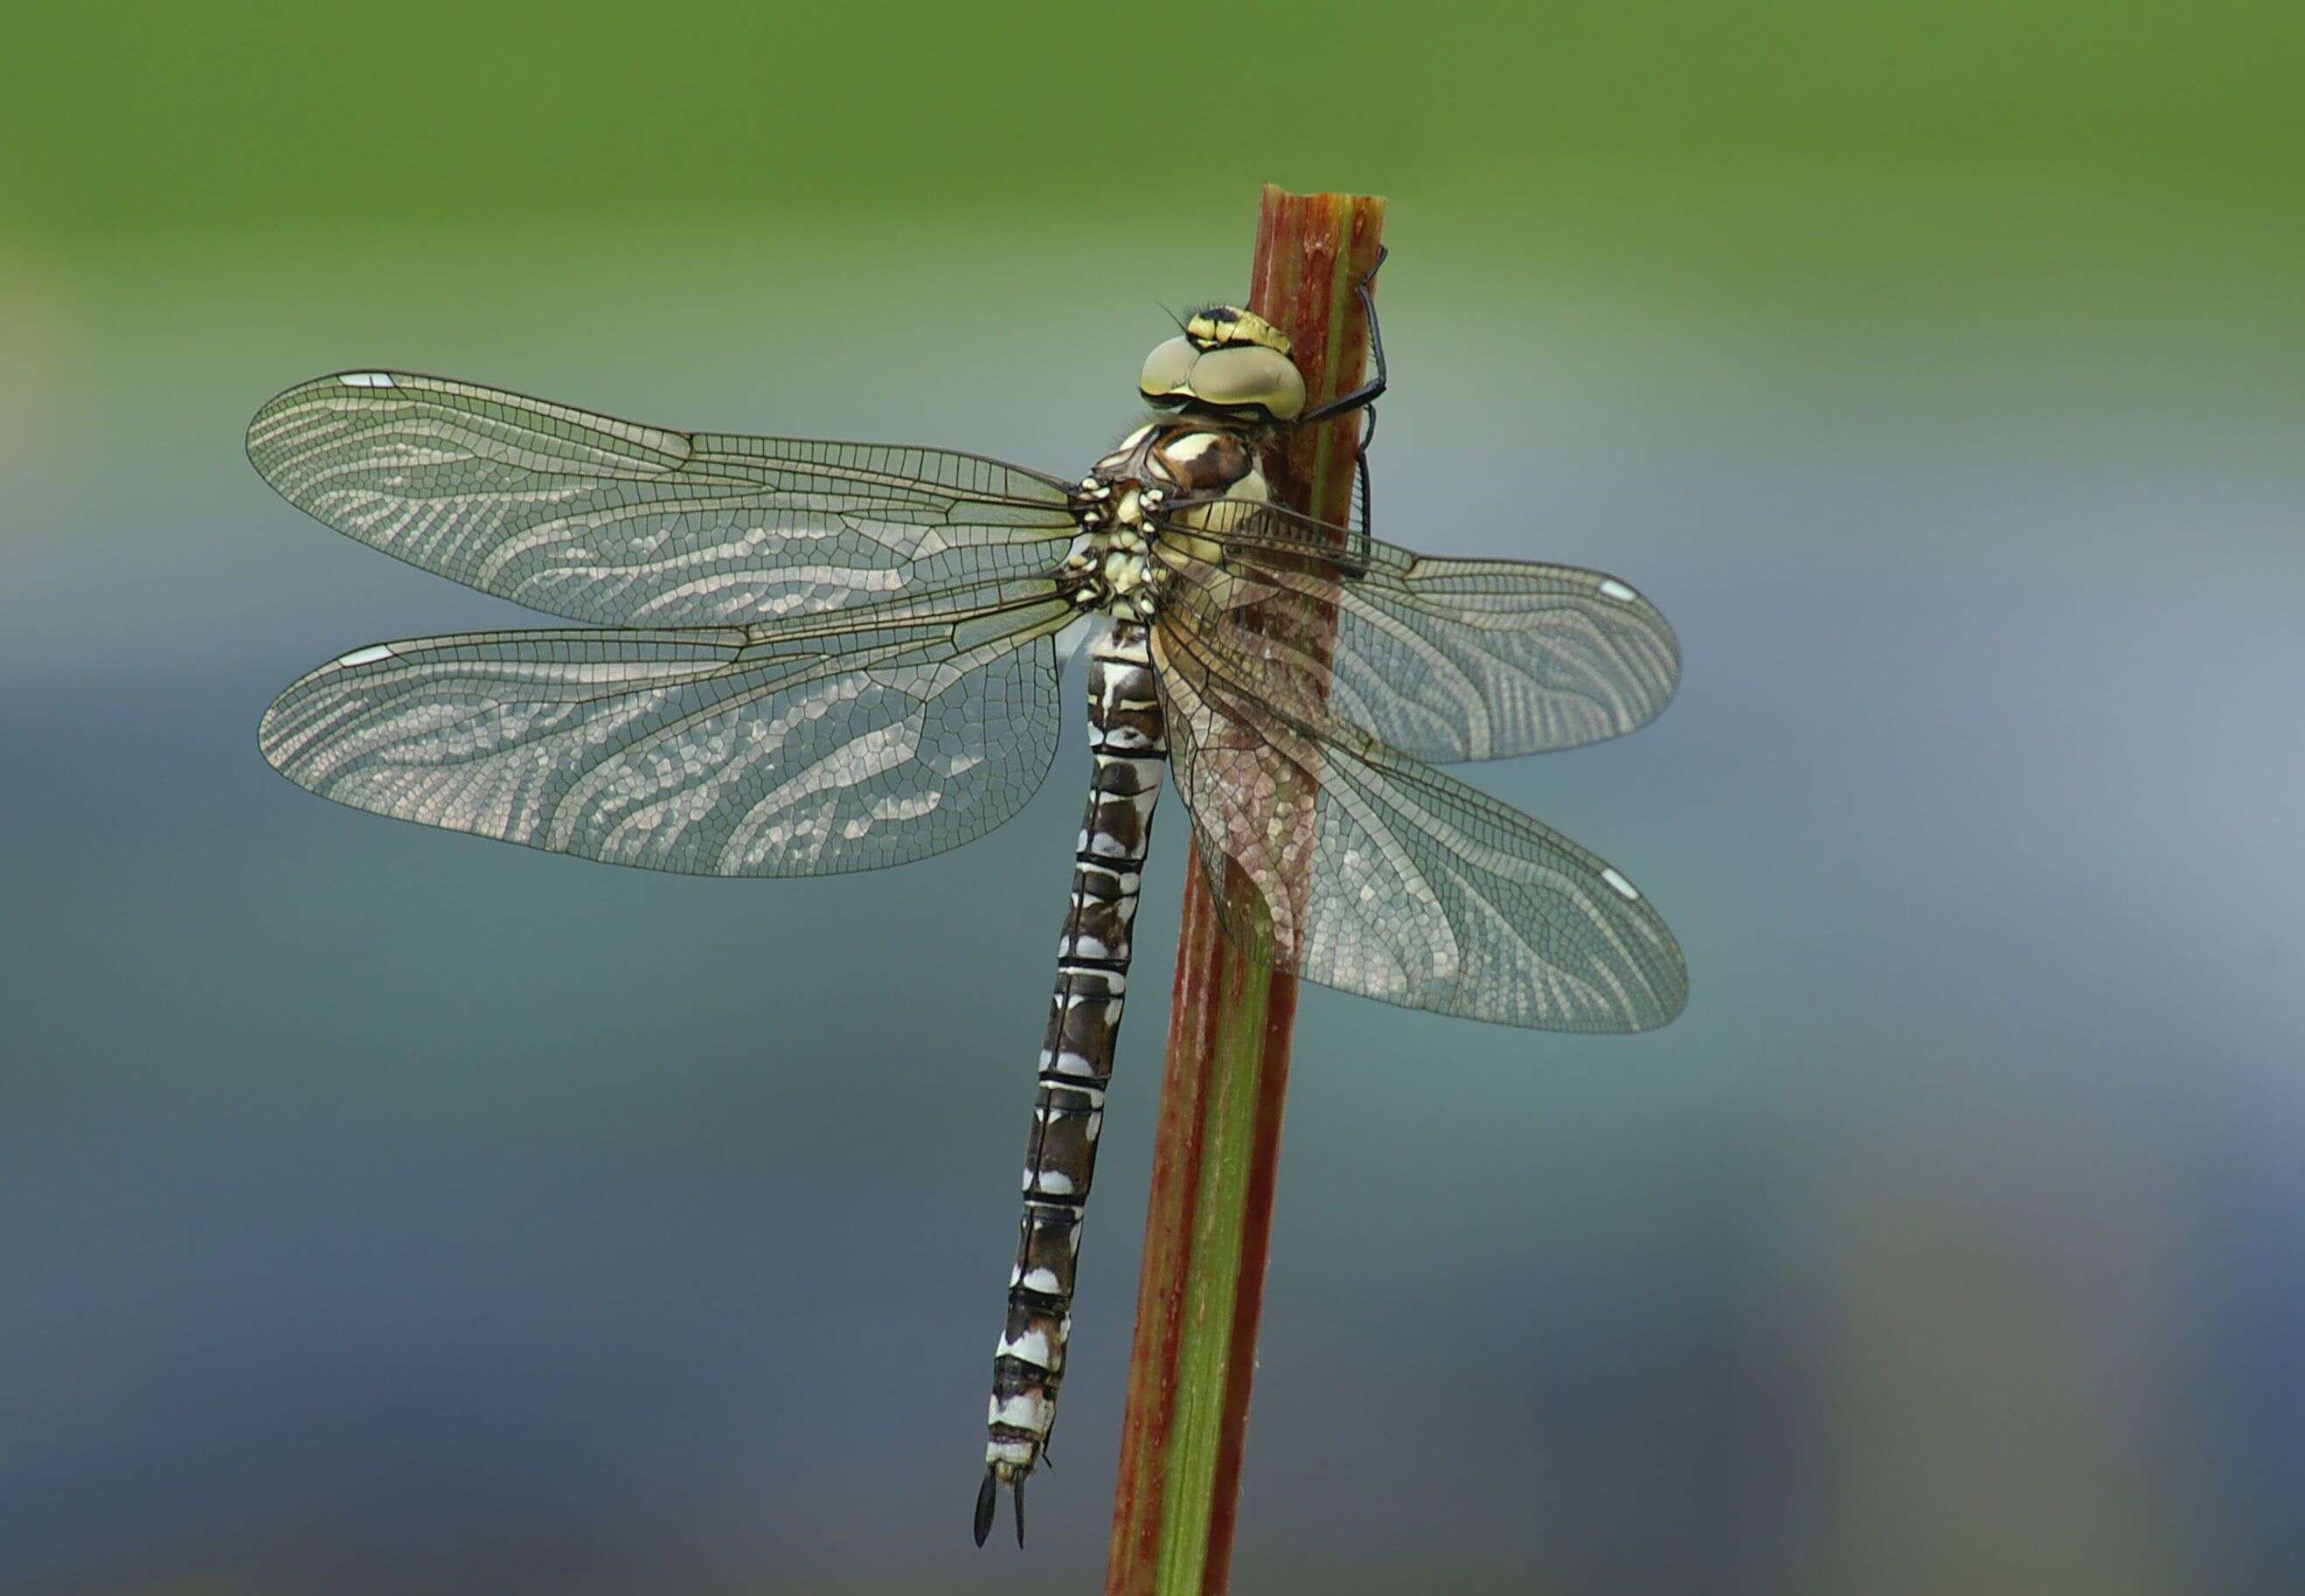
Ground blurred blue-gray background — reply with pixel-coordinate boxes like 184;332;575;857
3;3;2301;1591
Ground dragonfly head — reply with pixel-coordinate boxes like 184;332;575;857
1138;305;1307;423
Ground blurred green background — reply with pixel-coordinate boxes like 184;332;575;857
3;2;2301;1593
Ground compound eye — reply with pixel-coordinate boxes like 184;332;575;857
1185;346;1306;420
1139;337;1198;401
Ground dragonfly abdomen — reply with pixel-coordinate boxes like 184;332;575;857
979;621;1165;1545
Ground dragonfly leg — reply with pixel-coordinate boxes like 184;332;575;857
1353;402;1378;533
1291;243;1390;428
1288;244;1388;539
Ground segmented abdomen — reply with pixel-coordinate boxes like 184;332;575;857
982;621;1165;1526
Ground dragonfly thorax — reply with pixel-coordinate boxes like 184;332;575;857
1061;484;1170;621
1063;418;1271;621
1094;540;1160;620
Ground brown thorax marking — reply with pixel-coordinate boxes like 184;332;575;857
1061;420;1268;622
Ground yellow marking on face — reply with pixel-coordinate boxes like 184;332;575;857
1184;306;1293;355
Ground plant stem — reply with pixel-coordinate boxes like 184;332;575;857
1103;184;1386;1596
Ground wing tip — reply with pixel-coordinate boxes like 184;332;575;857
253;676;320;788
1632;962;1691;1031
246;368;414;483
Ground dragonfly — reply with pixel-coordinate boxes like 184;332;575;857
248;251;1686;1548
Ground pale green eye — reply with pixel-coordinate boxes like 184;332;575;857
1185;346;1305;420
1137;333;1307;420
1138;337;1198;402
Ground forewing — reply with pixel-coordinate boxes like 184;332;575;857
1156;498;1678;762
247;371;1078;627
260;590;1075;877
1152;621;1686;1031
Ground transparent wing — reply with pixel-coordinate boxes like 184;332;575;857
259;586;1076;877
247;371;1078;627
1151;617;1686;1031
1154;498;1678;763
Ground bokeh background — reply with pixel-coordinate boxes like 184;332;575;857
3;3;2301;1592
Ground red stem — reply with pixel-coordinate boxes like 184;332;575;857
1103;184;1386;1596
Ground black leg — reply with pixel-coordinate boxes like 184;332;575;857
1290;245;1388;538
1352;402;1378;532
1294;244;1390;427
